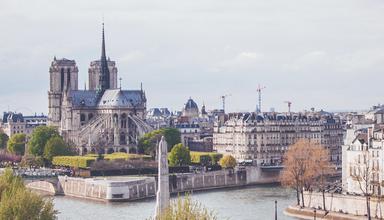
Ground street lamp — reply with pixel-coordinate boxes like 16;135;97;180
314;209;316;220
275;200;277;220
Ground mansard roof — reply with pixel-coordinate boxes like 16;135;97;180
352;133;368;145
2;112;24;123
227;111;337;123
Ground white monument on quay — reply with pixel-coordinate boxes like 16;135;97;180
154;136;170;219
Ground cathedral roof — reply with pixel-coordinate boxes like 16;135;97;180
69;89;145;108
69;90;99;107
98;89;145;108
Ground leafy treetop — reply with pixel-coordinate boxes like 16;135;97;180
168;143;191;166
28;126;60;156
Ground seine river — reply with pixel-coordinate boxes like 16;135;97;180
53;184;299;220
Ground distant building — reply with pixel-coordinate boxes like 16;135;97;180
213;111;344;165
171;98;214;151
146;108;173;129
1;112;47;137
342;106;384;195
182;98;199;118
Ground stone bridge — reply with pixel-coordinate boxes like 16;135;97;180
23;176;63;195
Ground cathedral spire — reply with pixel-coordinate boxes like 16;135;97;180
98;22;110;95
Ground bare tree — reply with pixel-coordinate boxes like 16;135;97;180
281;139;316;207
350;150;373;220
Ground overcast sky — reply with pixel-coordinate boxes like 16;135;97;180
1;0;384;115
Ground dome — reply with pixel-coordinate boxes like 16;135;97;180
182;97;199;118
185;98;198;111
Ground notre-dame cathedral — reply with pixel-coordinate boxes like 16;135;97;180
48;24;152;155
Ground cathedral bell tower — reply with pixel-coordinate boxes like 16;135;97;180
48;57;78;127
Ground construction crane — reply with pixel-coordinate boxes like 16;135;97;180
284;101;292;113
256;85;266;113
220;94;231;113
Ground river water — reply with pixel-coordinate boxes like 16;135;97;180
54;184;299;220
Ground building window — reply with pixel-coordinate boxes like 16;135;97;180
80;114;86;122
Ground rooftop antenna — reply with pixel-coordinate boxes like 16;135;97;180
256;84;266;113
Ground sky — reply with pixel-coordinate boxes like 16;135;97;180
0;0;384;115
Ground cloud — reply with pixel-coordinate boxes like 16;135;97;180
210;51;265;72
287;50;330;72
286;49;384;76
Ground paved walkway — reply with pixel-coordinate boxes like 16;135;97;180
285;206;371;220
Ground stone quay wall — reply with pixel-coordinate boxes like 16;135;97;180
58;176;156;202
27;166;280;202
303;191;384;218
170;169;246;193
26;180;59;195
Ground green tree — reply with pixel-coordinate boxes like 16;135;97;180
138;128;181;155
7;134;26;155
28;126;60;156
43;136;71;161
0;169;24;198
219;155;237;169
0;132;9;149
169;143;191;166
138;129;163;155
0;169;57;220
162;128;181;151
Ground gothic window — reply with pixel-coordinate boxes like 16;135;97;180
121;113;127;128
66;68;71;90
120;133;127;145
88;113;94;120
60;68;65;91
113;114;118;125
80;114;86;122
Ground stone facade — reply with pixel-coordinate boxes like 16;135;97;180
213;111;344;165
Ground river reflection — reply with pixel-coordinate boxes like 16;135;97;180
54;184;299;220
